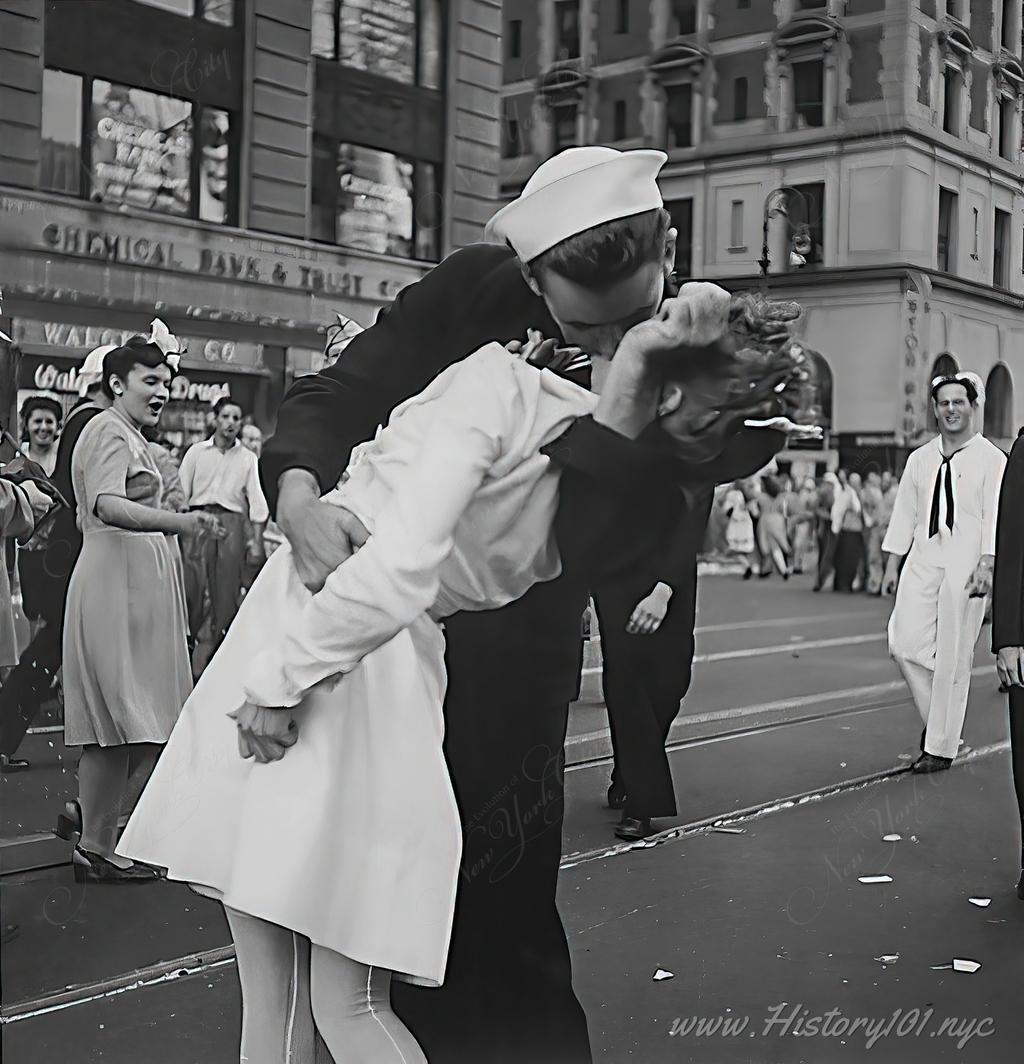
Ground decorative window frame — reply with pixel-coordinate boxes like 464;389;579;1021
647;42;708;151
773;15;844;133
537;61;589;154
993;57;1024;160
935;23;974;135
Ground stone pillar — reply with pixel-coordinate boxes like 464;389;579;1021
777;62;794;133
823;43;839;126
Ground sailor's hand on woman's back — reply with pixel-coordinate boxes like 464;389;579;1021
276;469;370;593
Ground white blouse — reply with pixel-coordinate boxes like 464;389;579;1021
881;433;1006;574
243;343;598;708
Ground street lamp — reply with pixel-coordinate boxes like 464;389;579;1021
759;186;811;277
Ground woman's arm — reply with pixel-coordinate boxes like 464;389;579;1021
94;494;194;535
241;348;515;710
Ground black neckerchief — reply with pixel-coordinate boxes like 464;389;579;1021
928;438;972;538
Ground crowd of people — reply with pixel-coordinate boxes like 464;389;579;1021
709;468;900;592
0;336;272;776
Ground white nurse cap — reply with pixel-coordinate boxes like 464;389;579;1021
485;146;668;264
77;344;118;395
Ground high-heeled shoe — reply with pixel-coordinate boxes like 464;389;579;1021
54;799;82;841
71;846;160;884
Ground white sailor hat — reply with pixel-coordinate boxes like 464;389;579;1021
77;343;118;395
484;146;668;264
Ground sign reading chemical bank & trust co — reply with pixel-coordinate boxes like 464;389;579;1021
0;192;425;305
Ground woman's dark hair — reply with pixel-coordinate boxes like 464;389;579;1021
20;396;64;439
529;207;671;287
762;475;782;499
102;337;174;400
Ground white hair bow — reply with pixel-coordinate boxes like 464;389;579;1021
147;318;183;371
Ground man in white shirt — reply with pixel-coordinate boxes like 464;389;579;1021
882;373;1006;772
180;398;269;650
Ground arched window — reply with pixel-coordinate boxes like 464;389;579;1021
985;363;1014;441
795;346;833;435
927;352;960;432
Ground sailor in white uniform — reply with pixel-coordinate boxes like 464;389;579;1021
882;373;1006;770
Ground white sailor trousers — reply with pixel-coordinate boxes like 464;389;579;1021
888;556;986;759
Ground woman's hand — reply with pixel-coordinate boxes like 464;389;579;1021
618;284;733;364
626;582;673;635
186;511;228;539
125;470;160;502
229;701;299;763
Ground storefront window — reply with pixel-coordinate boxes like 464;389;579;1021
90;80;193;217
312;0;444;88
40;69;83;196
312;139;441;261
39;70;236;224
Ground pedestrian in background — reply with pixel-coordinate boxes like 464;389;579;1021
239;421;269;592
882;373;1004;773
831;470;864;592
179;398;268;654
813;471;838;591
58;334;225;883
756;474;791;579
723;480;757;577
991;425;1024;898
595;488;714;841
790;477;817;574
18;395;62;475
861;470;885;594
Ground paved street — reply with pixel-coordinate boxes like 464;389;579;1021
3;571;1024;1062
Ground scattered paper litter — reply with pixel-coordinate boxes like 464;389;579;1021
858;875;893;884
897;753;914;761
931;959;982;973
968;897;992;908
653;968;674;981
882;834;902;842
710;826;746;835
874;954;899;964
840;762;847;768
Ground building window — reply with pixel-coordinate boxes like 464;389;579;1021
994;207;1011;287
669;0;697;36
555;1;581;60
734;76;749;121
738;0;750;8
998;96;1017;159
666;197;693;277
665;82;693;148
311;0;444;90
789;182;825;265
130;0;234;22
942;66;963;135
937;187;957;272
792;60;824;128
1003;1;1021;52
946;1;963;22
985;363;1014;440
552;103;578;150
502;100;523;158
972;205;980;258
39;71;237;224
508;19;523;60
311;138;441;261
40;69;83;196
729;201;744;248
616;0;630;34
613;100;628;141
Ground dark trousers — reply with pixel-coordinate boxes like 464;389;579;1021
815;518;836;589
391;595;592;1064
182;506;247;647
1008;687;1024;865
593;567;697;820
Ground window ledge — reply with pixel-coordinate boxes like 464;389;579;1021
727;245;749;253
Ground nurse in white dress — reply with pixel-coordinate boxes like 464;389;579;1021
882;373;1007;768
